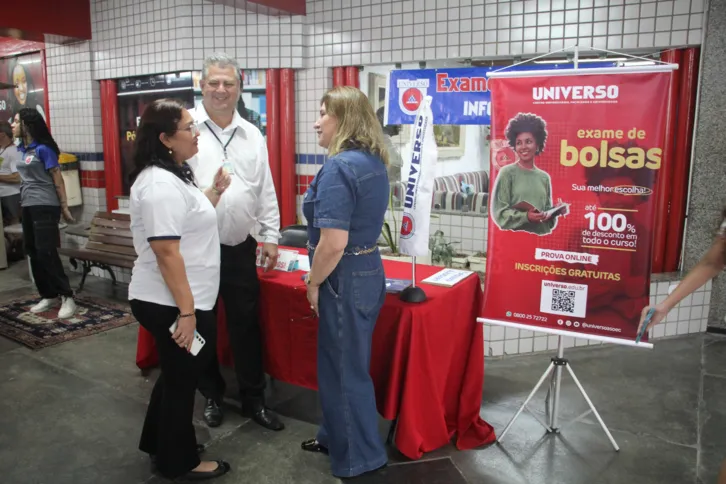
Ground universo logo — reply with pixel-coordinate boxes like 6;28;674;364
533;85;619;101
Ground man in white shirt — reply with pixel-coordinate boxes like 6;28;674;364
0;121;22;225
187;53;284;432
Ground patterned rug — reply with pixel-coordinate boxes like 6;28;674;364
0;294;135;349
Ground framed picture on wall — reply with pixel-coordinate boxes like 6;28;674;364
368;73;387;112
400;124;467;159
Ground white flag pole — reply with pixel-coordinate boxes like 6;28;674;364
398;95;436;303
411;256;417;288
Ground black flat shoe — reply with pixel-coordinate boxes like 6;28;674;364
204;399;223;428
301;438;329;455
175;460;230;481
241;402;285;431
150;445;206;471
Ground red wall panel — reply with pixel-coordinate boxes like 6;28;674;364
279;68;296;227
266;69;282;211
247;0;305;14
1;0;91;41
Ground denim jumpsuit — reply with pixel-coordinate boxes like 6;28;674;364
303;149;390;478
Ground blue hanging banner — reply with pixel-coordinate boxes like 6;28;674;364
384;63;617;126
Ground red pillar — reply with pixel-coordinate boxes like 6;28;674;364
664;48;700;272
344;66;359;88
100;80;122;212
279;68;296;228
651;49;681;273
332;67;345;88
40;48;50;131
266;69;282;211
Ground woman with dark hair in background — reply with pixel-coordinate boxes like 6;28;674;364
128;98;231;481
0;120;22;226
491;112;568;235
11;108;75;318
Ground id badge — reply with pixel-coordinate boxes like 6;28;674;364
222;157;234;175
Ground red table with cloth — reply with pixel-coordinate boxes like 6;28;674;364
135;251;496;459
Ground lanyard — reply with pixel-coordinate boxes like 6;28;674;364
204;122;237;158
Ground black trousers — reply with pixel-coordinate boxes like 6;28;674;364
21;205;73;299
198;236;266;405
131;299;217;479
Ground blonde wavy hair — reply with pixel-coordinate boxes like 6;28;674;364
321;86;390;165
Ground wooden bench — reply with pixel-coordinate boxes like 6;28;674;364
59;211;136;292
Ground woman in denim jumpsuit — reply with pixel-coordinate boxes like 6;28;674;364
300;86;390;479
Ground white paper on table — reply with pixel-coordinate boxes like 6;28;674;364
297;256;310;272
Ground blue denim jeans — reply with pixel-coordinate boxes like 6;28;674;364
312;251;388;478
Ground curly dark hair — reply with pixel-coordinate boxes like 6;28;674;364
130;98;196;186
505;113;548;155
17;108;60;156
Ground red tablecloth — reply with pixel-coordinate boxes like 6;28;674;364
135;253;496;459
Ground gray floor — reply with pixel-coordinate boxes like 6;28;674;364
0;260;723;484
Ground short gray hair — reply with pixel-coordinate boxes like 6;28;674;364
202;52;242;82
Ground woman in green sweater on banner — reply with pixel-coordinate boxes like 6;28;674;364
492;113;568;235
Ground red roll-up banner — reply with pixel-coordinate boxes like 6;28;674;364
481;67;675;345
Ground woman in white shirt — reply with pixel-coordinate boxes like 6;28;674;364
128;98;231;481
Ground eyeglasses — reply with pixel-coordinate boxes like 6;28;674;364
180;123;200;136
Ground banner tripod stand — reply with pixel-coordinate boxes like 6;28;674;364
496;335;620;451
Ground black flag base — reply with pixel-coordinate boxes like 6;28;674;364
400;285;427;303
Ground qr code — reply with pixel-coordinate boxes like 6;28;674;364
551;289;576;313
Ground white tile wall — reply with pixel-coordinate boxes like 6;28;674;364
296;0;706;156
296;66;332;155
377;209;489;255
80;187;108;221
45;35;106;223
44;40;104;154
89;0;304;80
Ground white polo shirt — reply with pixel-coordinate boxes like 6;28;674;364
187;103;281;247
0;144;21;198
128;166;221;310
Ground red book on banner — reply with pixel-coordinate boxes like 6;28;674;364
482;69;673;344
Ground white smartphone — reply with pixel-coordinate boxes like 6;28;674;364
169;320;206;356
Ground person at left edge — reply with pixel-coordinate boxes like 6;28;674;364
187;52;284;432
0;121;22;226
12;109;76;319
